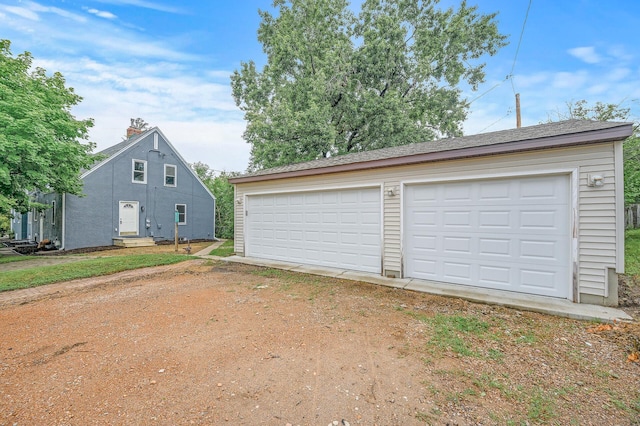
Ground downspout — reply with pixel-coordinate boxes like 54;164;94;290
61;193;66;250
614;140;625;273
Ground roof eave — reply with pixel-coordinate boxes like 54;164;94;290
229;124;633;184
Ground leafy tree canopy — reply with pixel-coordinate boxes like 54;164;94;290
547;99;640;205
232;0;508;171
192;162;238;239
0;39;96;215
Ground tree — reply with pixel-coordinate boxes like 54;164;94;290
0;213;10;237
232;0;507;171
547;99;640;205
192;162;238;239
0;39;96;215
546;99;631;123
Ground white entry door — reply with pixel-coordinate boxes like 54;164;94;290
246;188;381;273
119;201;139;236
404;175;571;299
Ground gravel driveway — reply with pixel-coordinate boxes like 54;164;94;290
1;259;639;425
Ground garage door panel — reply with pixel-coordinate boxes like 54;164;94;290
478;265;511;286
520;269;558;290
520;210;562;229
305;193;321;204
413;235;437;250
479;238;511;256
479;181;511;199
405;175;570;298
443;211;472;226
478;211;511;227
520;178;562;199
247;188;381;273
443;237;471;254
341;212;358;223
443;262;472;280
520;240;557;259
411;211;437;226
360;189;381;203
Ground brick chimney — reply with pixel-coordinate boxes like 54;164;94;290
126;118;144;138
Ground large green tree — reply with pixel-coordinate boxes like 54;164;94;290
547;99;640;205
192;162;238;239
0;39;96;215
232;0;507;171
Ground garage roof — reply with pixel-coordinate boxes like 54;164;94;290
229;119;633;184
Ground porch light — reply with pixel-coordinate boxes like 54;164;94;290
587;174;605;187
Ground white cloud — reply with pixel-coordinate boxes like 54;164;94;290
28;1;87;22
86;8;117;20
513;71;551;88
568;46;601;64
608;45;633;62
3;5;39;20
33;55;250;171
607;67;631;81
0;2;198;62
552;71;588;89
587;84;609;96
94;0;186;14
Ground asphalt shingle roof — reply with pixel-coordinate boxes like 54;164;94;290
233;119;631;182
96;129;152;158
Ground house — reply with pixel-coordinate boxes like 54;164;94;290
229;120;633;307
13;123;215;250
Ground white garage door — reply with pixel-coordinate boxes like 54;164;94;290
246;188;381;273
404;175;571;298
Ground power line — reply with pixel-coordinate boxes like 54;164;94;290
468;75;510;105
510;0;532;94
479;107;513;133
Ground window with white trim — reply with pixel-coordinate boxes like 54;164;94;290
175;204;186;225
132;159;147;183
165;164;177;187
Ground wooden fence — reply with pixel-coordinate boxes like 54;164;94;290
626;204;640;229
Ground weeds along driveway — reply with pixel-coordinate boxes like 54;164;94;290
0;260;639;425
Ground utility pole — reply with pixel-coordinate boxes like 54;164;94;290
516;93;522;128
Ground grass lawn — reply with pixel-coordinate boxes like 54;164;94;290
0;256;32;265
209;239;234;257
0;254;190;292
626;228;640;277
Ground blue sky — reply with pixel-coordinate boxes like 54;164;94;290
1;0;639;173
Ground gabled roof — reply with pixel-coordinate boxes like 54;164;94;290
83;127;215;200
96;132;146;159
82;129;151;177
229;119;634;184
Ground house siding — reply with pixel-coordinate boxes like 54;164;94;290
234;142;619;300
62;130;214;250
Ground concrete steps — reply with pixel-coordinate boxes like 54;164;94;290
113;237;156;248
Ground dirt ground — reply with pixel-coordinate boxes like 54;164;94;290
1;255;639;425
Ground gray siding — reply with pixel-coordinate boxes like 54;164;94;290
63;131;214;250
34;193;63;243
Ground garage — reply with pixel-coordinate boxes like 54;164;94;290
404;174;571;298
231;120;633;308
245;187;381;273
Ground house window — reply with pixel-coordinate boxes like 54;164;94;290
165;164;177;187
175;204;186;225
132;159;147;183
